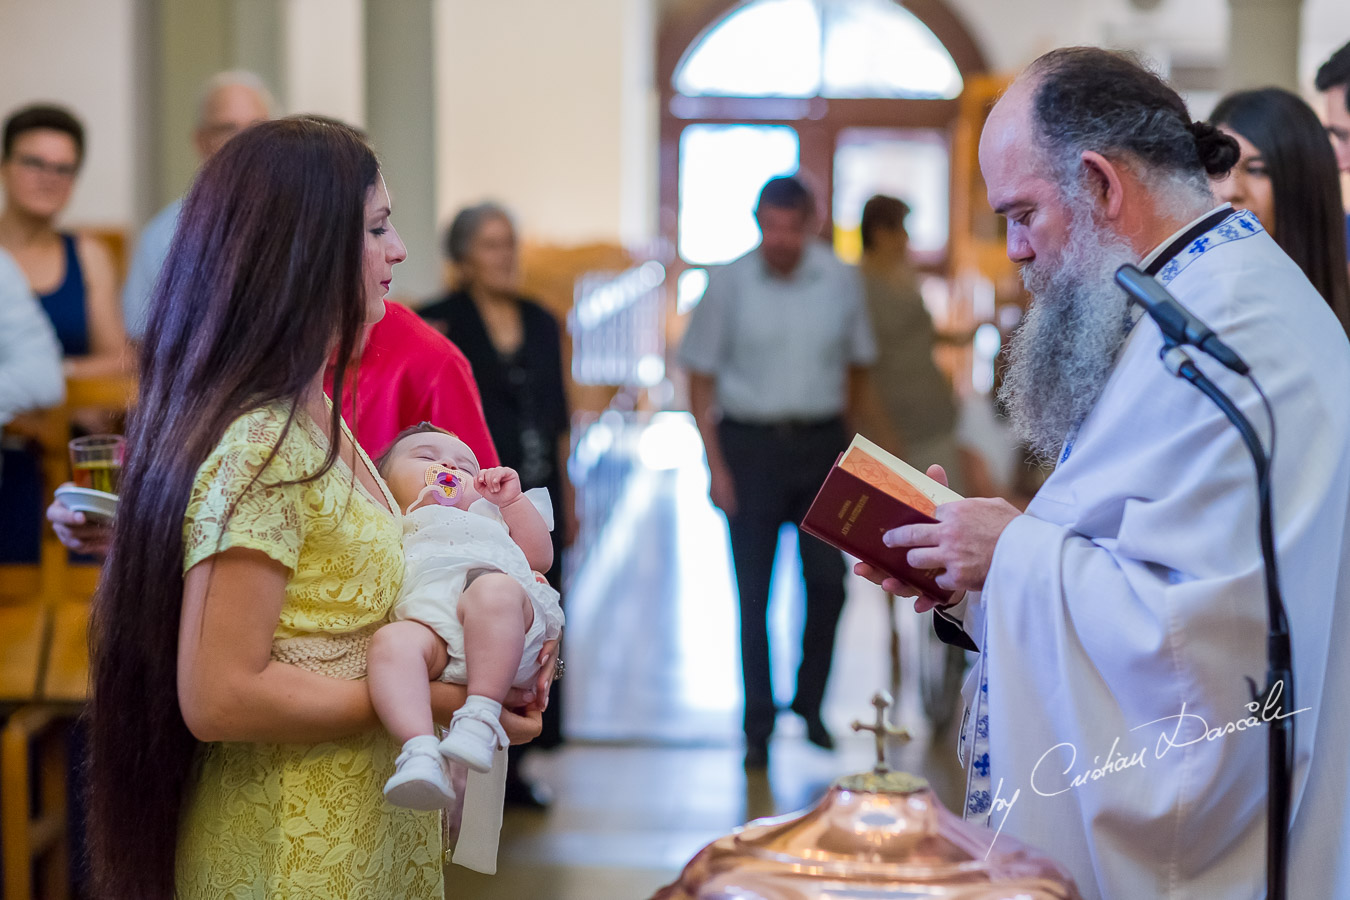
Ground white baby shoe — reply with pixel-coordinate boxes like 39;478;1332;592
439;698;510;773
384;734;455;810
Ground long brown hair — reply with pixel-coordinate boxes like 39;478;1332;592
86;116;379;898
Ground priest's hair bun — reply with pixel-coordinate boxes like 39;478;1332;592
1188;121;1240;176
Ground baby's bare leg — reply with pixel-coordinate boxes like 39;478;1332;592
368;620;450;743
457;573;535;702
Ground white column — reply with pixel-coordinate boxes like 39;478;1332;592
153;0;231;208
232;0;287;105
1225;0;1303;93
364;0;440;301
147;0;288;210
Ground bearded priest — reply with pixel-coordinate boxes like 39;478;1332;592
860;47;1350;900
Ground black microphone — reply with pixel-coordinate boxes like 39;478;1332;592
1114;264;1250;375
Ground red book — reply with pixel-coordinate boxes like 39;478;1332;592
801;434;963;604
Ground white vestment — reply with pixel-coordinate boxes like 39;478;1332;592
952;209;1350;899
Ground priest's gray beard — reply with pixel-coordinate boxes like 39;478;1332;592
998;196;1138;463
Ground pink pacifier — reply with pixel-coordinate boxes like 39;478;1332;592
423;464;462;506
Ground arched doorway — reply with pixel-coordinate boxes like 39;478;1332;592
658;0;987;308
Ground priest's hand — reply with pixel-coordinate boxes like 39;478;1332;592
852;561;947;611
883;492;1021;594
854;464;961;608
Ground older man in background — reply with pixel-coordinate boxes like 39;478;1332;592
865;47;1350;898
121;71;274;340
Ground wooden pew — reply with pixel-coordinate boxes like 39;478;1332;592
1;706;70;900
1;373;134;899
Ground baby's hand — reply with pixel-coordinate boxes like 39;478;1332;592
475;466;522;506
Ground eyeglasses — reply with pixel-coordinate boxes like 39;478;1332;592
10;155;79;179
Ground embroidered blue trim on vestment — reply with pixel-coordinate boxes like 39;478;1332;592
1157;210;1263;286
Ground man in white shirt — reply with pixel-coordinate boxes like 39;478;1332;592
121;71;273;340
681;175;887;769
864;48;1350;898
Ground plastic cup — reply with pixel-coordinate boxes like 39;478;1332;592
69;434;124;495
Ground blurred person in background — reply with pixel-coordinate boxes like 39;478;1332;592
858;194;963;494
0;103;126;377
1314;40;1350;263
122;71;274;341
419;202;571;807
681;174;894;769
0;246;63;484
1210;87;1350;329
1;103;125;564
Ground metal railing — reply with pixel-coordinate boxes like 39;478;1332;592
568;261;667;388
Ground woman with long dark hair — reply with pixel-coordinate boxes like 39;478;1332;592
1210;87;1350;329
86;117;541;898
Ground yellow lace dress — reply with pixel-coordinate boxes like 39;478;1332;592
176;403;443;899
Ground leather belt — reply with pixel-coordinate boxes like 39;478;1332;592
722;416;843;437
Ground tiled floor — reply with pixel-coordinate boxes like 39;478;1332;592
447;414;968;899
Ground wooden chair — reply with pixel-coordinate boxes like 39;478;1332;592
1;706;70;900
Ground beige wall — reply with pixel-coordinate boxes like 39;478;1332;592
941;0;1229;75
1303;0;1350;89
944;0;1349;92
434;0;657;248
0;0;137;226
285;0;364;126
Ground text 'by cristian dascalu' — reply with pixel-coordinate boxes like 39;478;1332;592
982;679;1308;858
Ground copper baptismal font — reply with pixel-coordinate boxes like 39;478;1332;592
653;692;1081;900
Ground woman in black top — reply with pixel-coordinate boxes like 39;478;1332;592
420;204;571;792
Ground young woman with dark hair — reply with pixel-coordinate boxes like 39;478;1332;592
0;103;127;376
1210;87;1350;330
86;116;542;898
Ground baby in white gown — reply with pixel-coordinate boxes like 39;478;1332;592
369;423;564;810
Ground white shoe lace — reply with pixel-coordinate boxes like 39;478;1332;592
396;740;443;769
449;705;510;751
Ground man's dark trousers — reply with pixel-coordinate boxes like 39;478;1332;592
718;417;849;746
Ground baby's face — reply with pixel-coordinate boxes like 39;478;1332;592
383;432;482;512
